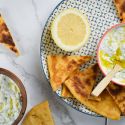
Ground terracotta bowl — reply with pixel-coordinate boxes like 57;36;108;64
97;23;125;86
0;68;27;125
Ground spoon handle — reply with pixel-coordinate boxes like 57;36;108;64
91;64;122;96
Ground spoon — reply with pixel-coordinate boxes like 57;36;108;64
91;64;123;96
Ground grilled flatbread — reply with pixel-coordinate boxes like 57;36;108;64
0;14;19;55
22;101;54;125
62;85;101;102
107;83;125;115
62;84;101;101
47;55;91;91
61;84;73;98
64;64;99;97
114;0;125;22
62;64;101;101
64;64;121;120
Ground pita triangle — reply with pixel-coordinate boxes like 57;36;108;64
64;64;99;98
64;64;121;120
61;84;101;101
61;84;73;98
22;101;54;125
107;83;125;115
0;14;19;55
114;0;125;22
47;55;91;91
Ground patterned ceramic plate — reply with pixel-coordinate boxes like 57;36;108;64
40;0;120;116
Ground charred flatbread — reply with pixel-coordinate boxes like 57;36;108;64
62;64;101;101
114;0;125;22
64;64;121;120
62;84;101;101
107;83;125;115
0;14;19;55
61;84;73;98
22;101;54;125
47;55;91;91
64;64;99;97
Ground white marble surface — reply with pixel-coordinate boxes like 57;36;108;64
0;0;124;125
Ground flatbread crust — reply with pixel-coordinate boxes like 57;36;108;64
62;84;101;101
62;64;101;101
0;14;19;55
64;64;121;120
107;83;125;115
61;84;73;98
64;64;99;98
114;0;125;22
22;101;54;125
47;55;91;91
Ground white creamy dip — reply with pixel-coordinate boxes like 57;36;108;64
0;74;22;125
99;26;125;84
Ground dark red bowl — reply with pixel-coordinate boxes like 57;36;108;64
0;68;27;125
97;23;125;86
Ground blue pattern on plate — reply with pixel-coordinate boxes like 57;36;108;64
40;0;119;116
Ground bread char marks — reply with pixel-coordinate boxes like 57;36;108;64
71;75;87;97
66;64;99;98
0;15;15;45
67;60;77;71
65;56;90;71
48;55;92;91
61;84;73;98
64;64;121;119
107;83;125;115
108;84;122;96
120;1;125;13
91;63;98;72
51;55;91;82
51;56;77;83
61;64;99;98
0;15;19;54
0;22;8;32
114;0;125;22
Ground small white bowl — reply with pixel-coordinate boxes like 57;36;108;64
97;23;125;86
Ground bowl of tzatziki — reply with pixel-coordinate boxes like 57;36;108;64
97;23;125;86
0;68;27;125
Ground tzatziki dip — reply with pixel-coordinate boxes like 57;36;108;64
0;74;22;125
99;25;125;84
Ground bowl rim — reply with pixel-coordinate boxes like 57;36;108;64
0;68;27;125
97;22;125;86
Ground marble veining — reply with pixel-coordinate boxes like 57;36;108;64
0;0;124;125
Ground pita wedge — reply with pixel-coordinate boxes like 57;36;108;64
0;14;19;55
61;84;101;101
64;64;99;97
114;0;125;22
107;83;125;115
61;84;73;98
47;55;91;91
22;101;54;125
62;65;101;101
64;64;121;120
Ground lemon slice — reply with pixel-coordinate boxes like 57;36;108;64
51;8;90;51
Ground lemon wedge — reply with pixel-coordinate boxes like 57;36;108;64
51;8;90;51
